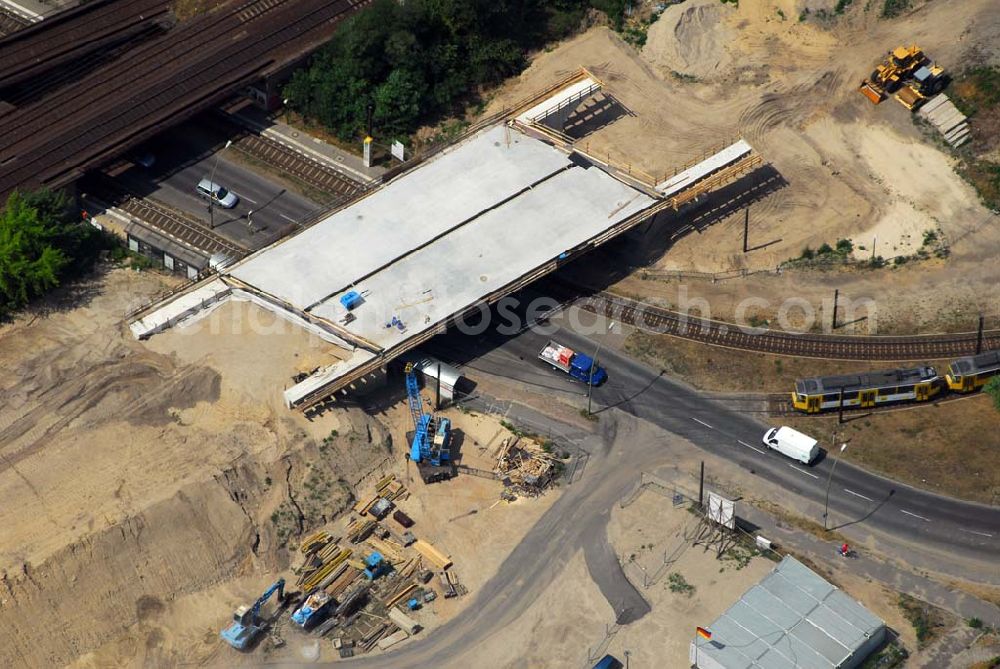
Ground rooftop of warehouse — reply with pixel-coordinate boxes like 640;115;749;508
694;556;885;669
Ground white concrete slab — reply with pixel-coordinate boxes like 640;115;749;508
656;139;752;196
230;124;571;308
515;77;601;123
309;165;654;352
283;348;378;407
129;278;230;339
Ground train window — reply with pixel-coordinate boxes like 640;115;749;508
878;387;894;397
898;385;914;394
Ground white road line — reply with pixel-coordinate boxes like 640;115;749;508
232;191;258;205
691;418;714;429
738;440;766;455
279;213;298;223
900;509;931;522
843;489;874;502
958;528;994;538
787;464;820;479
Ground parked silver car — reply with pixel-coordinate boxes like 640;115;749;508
196;178;238;208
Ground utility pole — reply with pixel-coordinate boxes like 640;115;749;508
823;443;848;530
699;461;705;507
435;363;441;410
743;207;749;253
976;314;984;355
587;321;615;416
838;387;845;424
208;139;233;229
831;289;839;331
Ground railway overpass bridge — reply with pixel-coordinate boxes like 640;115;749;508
0;0;370;199
128;72;766;413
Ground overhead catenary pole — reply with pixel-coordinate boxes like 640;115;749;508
838;387;845;424
976;314;984;355
831;289;839;331
743;207;749;253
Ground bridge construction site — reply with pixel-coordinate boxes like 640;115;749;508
130;70;765;414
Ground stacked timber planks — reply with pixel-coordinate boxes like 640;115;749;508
412;539;452;570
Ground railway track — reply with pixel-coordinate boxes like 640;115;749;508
87;178;247;259
567;288;1000;362
0;0;370;196
0;0;171;90
202;112;367;205
0;6;30;36
233;133;366;204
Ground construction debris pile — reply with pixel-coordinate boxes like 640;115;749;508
268;474;466;658
493;436;559;496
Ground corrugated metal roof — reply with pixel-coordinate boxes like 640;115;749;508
693;557;884;669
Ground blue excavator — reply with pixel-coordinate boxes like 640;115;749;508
404;363;453;483
220;578;286;650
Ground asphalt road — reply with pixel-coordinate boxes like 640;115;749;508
118;132;323;250
317;306;999;668
431;314;1000;567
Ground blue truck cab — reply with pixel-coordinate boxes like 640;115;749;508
539;340;607;386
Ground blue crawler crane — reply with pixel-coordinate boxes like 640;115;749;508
220;578;285;650
404;363;453;483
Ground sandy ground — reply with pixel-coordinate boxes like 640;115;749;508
490;1;1000;332
0;275;562;668
468;479;923;668
0;268;388;666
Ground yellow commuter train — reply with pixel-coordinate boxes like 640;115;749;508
945;350;1000;393
792;366;942;414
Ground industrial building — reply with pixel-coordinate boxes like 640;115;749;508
690;556;886;669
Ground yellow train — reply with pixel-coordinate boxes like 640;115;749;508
792;366;942;414
945;350;1000;393
793;350;1000;413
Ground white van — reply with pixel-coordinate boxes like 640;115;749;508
196;178;238;208
762;426;819;465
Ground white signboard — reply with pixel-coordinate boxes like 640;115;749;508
391;140;405;162
707;492;736;530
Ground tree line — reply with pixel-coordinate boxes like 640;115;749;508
283;0;629;143
0;190;107;318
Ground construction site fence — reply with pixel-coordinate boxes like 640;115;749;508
618;472;785;573
636;266;781;282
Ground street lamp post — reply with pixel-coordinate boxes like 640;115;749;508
208;139;233;229
587;320;615;416
823;442;848;530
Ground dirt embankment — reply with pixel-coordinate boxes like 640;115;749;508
0;268;395;667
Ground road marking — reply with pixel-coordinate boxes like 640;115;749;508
787;464;820;479
738;440;766;455
691;418;714;429
279;213;298;223
958;528;993;538
232;191;258;205
843;489;874;502
900;509;930;522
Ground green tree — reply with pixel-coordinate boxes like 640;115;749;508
0;191;69;315
374;68;425;139
0;189;106;318
984;376;1000;412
